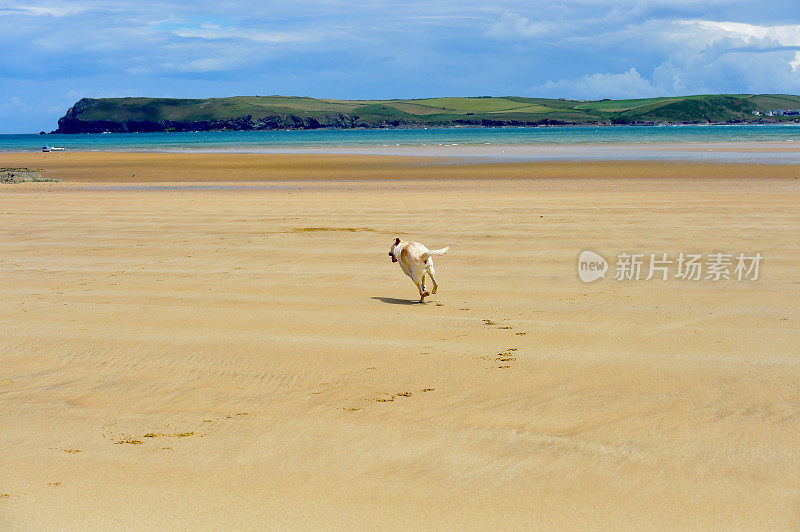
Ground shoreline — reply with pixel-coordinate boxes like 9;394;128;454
152;141;800;162
4;140;800;163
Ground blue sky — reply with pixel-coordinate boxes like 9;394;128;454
1;0;800;132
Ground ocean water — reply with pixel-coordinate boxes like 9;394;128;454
4;125;800;162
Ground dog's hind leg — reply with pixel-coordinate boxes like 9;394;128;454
417;282;430;302
413;268;429;302
427;263;439;294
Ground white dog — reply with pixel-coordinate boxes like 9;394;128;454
388;238;451;302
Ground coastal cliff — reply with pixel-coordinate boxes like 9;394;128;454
54;94;800;133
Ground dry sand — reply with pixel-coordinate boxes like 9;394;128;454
1;154;799;529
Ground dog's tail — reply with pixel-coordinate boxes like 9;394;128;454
421;244;451;262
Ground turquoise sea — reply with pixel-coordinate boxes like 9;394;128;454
3;125;800;161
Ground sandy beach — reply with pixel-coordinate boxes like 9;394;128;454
1;153;799;528
5;150;800;182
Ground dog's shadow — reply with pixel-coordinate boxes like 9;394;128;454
371;296;425;305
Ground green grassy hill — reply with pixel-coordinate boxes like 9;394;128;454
54;94;800;133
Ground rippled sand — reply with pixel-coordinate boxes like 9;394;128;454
1;155;798;529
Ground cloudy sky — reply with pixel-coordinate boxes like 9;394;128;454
1;0;800;132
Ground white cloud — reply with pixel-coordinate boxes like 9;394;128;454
676;20;800;46
791;52;800;71
486;11;555;39
531;17;800;98
533;68;660;99
651;62;686;93
171;25;321;44
1;3;90;17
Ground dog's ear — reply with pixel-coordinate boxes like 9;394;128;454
394;237;401;245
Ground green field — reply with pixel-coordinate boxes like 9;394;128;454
55;94;800;133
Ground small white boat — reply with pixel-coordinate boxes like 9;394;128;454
42;146;66;152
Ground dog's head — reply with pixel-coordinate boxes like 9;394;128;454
388;237;401;262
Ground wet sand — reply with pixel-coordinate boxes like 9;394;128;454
4;150;800;182
1;154;799;528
